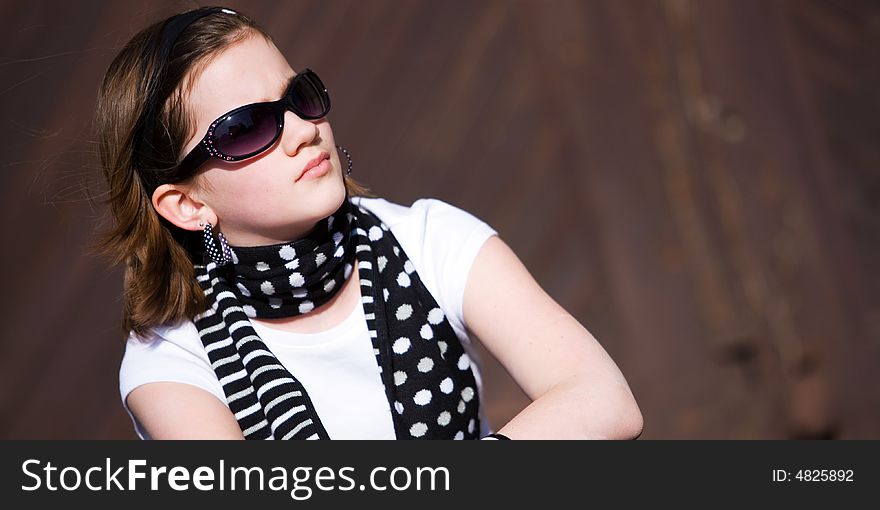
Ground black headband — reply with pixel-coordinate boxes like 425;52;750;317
133;6;238;193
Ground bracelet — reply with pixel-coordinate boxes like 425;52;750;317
482;432;511;440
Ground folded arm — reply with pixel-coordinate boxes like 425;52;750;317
463;235;643;439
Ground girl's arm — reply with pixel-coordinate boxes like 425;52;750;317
127;382;246;440
463;235;644;439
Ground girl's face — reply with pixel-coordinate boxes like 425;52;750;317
159;34;346;247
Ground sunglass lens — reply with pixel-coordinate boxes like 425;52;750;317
212;104;279;158
289;71;330;119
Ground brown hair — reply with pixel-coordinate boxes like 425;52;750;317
91;7;374;340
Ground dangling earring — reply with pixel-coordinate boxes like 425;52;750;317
336;144;353;175
202;221;232;266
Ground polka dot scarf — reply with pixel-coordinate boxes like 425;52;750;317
192;194;482;439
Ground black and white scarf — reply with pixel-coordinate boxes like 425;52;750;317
192;194;482;439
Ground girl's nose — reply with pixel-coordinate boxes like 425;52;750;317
279;110;320;157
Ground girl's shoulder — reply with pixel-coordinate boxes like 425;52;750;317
352;195;497;246
119;319;222;399
122;319;208;365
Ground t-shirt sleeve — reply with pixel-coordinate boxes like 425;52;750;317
118;328;227;440
410;198;498;334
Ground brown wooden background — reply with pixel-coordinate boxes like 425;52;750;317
1;0;877;439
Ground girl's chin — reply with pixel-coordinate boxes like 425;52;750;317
292;183;347;212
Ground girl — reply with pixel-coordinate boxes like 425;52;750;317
96;6;643;440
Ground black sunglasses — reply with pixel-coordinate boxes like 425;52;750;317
176;68;331;176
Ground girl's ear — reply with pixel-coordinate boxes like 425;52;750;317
152;183;215;232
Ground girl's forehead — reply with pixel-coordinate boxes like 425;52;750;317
188;36;294;122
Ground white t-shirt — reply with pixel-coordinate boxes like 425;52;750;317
119;196;499;440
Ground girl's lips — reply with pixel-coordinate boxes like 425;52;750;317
297;151;330;181
297;157;331;182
